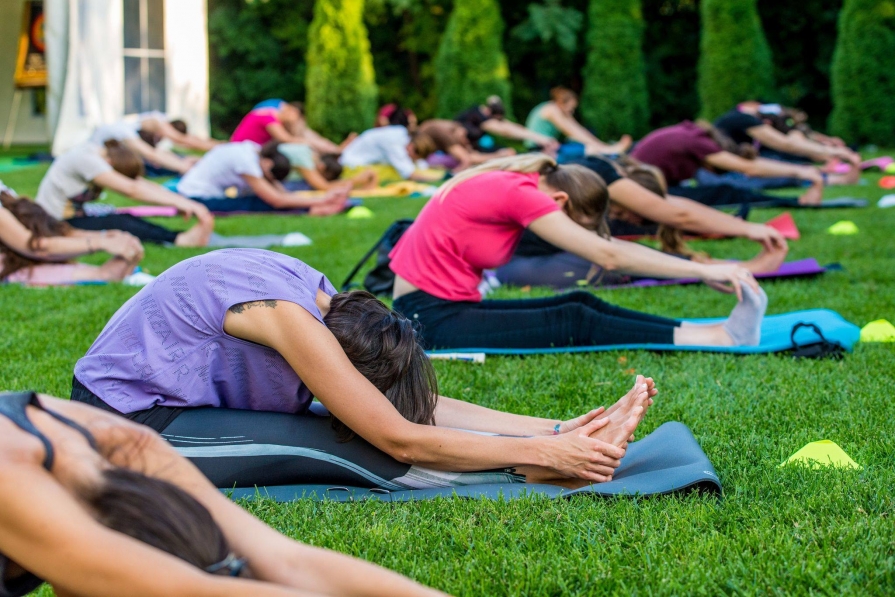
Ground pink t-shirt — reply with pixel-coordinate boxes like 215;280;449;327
389;171;561;302
230;109;280;144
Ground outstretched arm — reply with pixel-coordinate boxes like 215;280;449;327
125;138;193;175
0;207;143;262
157;121;221;152
704;151;823;184
747;124;858;165
93;171;214;225
481;119;559;149
242;175;348;210
222;299;625;481
610;179;788;250
527;211;760;299
540;104;603;147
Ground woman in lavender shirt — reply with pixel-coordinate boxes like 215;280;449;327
72;249;655;490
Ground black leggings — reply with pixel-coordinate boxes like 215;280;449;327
495;253;633;289
393;290;680;350
66;214;179;244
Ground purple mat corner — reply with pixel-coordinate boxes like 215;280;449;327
606;258;825;290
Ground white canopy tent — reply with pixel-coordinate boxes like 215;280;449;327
2;0;210;152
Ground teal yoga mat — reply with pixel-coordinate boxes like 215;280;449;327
426;309;860;356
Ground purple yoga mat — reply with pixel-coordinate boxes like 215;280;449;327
604;258;826;290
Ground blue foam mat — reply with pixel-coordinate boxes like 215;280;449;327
426;309;859;356
223;422;721;503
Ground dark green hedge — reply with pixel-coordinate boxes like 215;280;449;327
434;0;513;118
697;0;775;120
580;0;650;138
829;0;895;144
305;0;378;139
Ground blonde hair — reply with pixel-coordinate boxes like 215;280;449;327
618;157;709;260
437;154;610;237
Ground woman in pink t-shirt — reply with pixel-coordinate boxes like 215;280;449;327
390;154;768;350
230;101;353;155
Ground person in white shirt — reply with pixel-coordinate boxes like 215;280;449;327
176;141;348;215
339;126;440;181
90;112;220;175
36;140;213;247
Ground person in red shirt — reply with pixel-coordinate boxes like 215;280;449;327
390;154;768;349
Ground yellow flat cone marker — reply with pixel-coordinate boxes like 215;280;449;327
860;319;895;342
827;220;858;235
780;440;862;470
346;206;374;219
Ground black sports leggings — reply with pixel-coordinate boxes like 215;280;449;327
393;290;680;350
66;214;179;244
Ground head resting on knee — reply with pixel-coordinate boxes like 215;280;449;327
0;193;72;279
323;290;438;440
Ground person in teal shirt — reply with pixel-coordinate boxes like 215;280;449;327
525;87;632;156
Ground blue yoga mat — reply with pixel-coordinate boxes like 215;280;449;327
426;309;860;356
224;422;720;503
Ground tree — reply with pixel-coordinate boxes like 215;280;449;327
305;0;378;139
580;0;649;138
829;0;895;145
697;0;775;120
434;0;513;118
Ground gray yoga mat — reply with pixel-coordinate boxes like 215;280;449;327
206;232;312;249
223;421;721;502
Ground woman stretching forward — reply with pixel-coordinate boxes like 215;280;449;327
0;391;445;596
73;249;652;491
390;155;768;350
1;188;143;285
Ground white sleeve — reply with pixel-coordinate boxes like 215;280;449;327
232;145;264;178
381;137;416;179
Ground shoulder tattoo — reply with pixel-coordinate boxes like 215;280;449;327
228;300;278;314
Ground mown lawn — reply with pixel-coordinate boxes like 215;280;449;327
1;152;893;595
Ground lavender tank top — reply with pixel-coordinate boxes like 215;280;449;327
75;249;336;414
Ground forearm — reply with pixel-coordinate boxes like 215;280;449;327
665;196;752;237
146;148;191;174
554;116;600;145
594;238;711;279
130;179;194;208
745;158;819;182
434;396;557;436
483;120;553;145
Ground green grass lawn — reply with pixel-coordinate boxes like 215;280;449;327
1;156;893;595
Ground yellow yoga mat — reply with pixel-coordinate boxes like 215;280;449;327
779;440;861;470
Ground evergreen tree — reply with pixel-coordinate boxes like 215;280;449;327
434;0;513;118
697;0;775;120
829;0;895;144
305;0;378;139
580;0;649;138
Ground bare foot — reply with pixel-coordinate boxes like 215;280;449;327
828;167;861;185
742;244;788;274
589;376;651;448
174;218;213;247
309;194;350;217
797;182;824;206
611;134;633;154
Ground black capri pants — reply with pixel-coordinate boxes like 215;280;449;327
392;290;680;349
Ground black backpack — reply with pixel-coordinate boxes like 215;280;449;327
340;219;414;296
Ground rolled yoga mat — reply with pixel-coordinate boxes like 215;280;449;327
222;422;721;503
425;309;860;356
602;258;827;290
